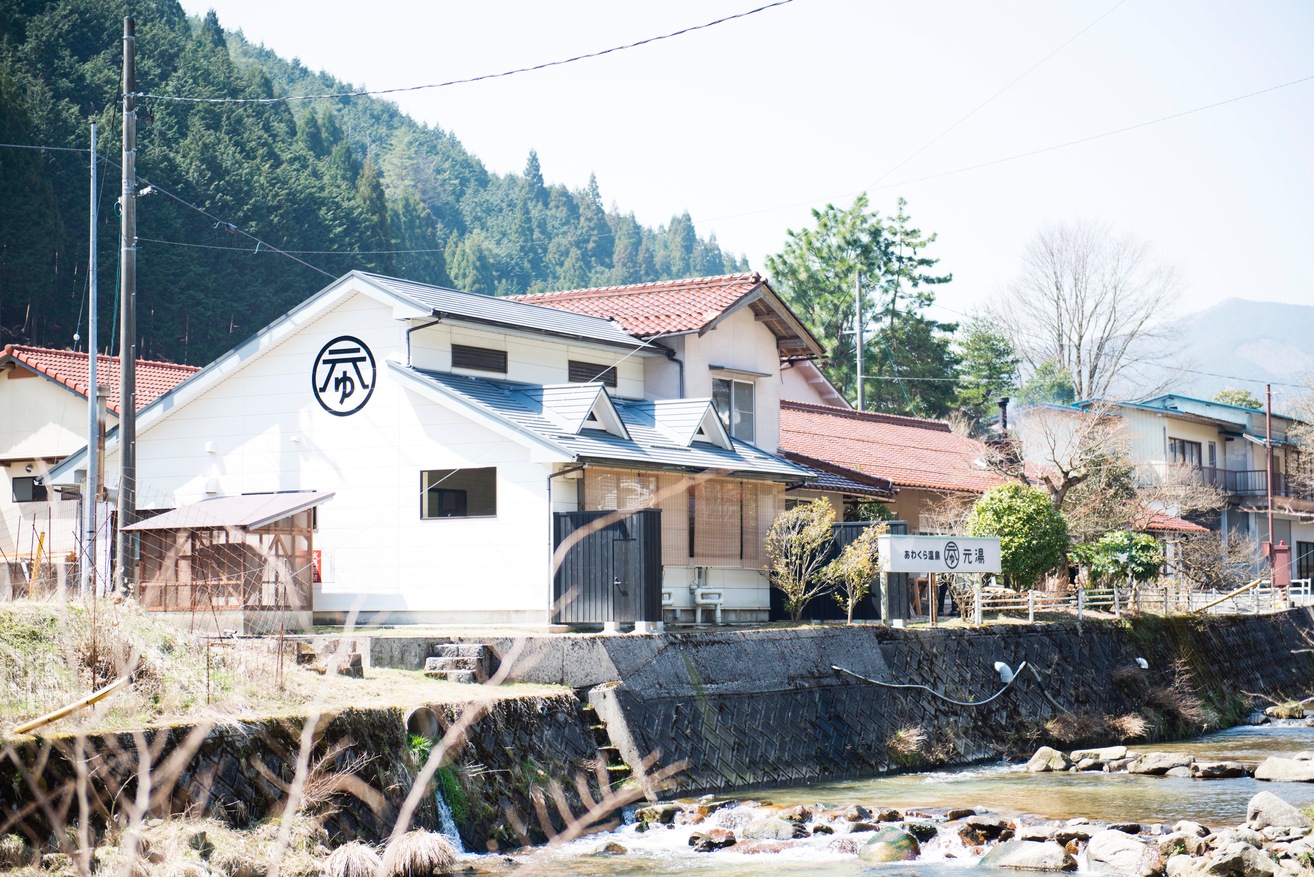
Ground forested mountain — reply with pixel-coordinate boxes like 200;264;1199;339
0;0;744;365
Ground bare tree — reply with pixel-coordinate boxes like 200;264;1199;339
994;220;1184;400
1003;402;1224;544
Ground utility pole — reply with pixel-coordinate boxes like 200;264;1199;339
82;122;99;597
116;17;138;594
855;273;864;411
1266;383;1274;550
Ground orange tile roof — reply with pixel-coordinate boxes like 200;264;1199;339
510;273;826;360
779;400;1007;494
1136;509;1210;534
2;345;199;414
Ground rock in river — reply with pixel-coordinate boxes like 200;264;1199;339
979;840;1076;871
1247;791;1313;831
1254;757;1314;783
858;828;921;863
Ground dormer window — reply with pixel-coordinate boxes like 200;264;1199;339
712;378;755;443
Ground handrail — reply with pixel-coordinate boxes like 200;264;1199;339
1192;577;1265;614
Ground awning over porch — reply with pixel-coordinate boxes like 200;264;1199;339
124;490;335;532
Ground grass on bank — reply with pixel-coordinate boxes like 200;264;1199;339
0;601;562;736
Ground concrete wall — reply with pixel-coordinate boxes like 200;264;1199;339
449;610;1314;795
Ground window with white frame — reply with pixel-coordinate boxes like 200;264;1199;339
712;378;755;443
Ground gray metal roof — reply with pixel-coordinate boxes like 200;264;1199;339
123;490;335;532
356;272;651;351
400;367;810;481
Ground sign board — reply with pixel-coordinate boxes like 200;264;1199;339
878;534;1002;574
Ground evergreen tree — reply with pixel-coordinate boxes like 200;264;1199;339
767;194;957;417
955;316;1020;432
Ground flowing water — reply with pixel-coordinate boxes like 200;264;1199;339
464;722;1314;876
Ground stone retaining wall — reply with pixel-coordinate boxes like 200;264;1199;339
468;611;1314;796
0;692;610;853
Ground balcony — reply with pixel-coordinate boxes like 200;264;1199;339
1195;467;1314;501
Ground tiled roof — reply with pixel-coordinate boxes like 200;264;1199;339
2;344;200;414
779;401;1006;494
1136;509;1209;534
508;273;824;357
394;366;810;481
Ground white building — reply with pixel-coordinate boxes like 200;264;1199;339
0;345;197;593
50;272;850;629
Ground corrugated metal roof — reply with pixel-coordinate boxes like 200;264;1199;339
356;272;649;350
401;367;808;480
123;490;334;531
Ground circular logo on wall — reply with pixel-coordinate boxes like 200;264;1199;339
311;335;376;416
944;541;961;569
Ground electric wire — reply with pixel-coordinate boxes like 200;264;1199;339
866;0;1128;190
138;0;797;105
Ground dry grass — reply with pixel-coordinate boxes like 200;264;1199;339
324;841;383;877
1044;711;1110;745
382;830;457;877
1110;713;1149;739
886;726;926;759
0;833;34;868
0;602;563;736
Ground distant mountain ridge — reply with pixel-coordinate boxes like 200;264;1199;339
1168;298;1314;409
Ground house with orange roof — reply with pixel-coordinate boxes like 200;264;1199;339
0;345;199;573
778;401;1007;531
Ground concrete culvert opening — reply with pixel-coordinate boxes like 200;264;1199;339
405;706;439;739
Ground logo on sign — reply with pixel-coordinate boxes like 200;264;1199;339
944;541;961;569
312;335;376;416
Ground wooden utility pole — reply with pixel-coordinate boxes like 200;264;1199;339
116;17;138;593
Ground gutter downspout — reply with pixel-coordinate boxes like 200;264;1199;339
405;314;444;367
665;347;684;397
546;463;588;623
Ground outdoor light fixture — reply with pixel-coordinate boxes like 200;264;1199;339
1135;657;1149;669
994;661;1015;684
24;464;34;473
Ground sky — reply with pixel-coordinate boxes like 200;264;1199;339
172;0;1314;328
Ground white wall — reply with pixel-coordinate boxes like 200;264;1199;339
97;291;569;624
409;323;647;398
681;308;785;452
0;368;117;556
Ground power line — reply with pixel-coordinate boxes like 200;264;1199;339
0;141;90;154
867;0;1127;190
139;0;798;105
875;73;1314;192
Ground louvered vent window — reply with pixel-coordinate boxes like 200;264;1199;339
568;360;618;387
451;344;507;373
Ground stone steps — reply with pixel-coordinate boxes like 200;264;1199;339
423;643;492;684
581;704;632;788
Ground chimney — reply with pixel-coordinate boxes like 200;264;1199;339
998;397;1010;432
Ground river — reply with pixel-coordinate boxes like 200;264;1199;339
461;721;1314;876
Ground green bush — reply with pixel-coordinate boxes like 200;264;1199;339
967;484;1068;589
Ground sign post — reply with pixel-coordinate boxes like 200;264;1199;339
877;535;1003;626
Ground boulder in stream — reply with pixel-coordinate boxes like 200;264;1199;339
1027;746;1072;772
979;840;1076;871
1127;752;1194;775
1086;829;1154;875
1254;757;1314;783
1247;791;1313;831
742;817;805;841
1263;702;1305;720
857;828;920;863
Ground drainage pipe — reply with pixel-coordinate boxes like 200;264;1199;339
832;662;1027;708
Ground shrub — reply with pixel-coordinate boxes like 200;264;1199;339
765;499;837;622
825;523;886;623
966;484;1068;589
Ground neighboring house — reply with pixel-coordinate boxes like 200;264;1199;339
0;345;198;578
48;272;818;629
1080;394;1313;578
777;401;1006;531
